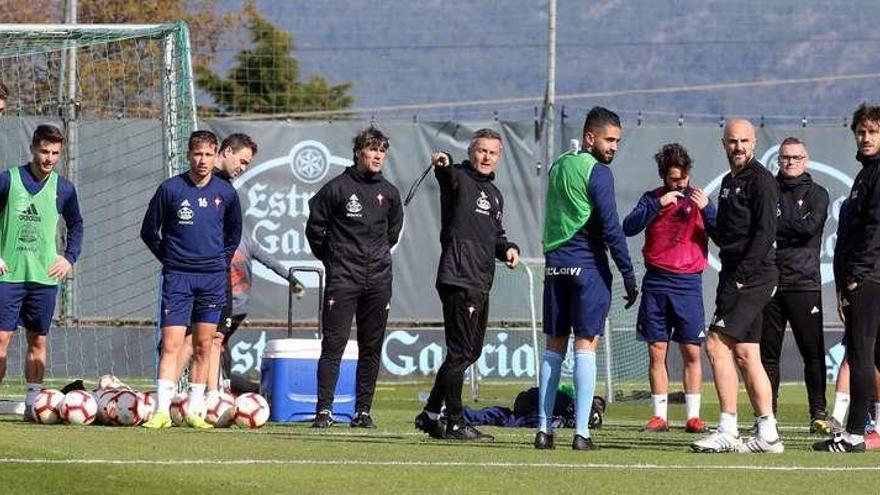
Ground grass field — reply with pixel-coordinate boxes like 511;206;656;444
1;380;878;494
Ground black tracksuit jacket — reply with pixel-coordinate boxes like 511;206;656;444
714;159;779;284
835;152;880;289
306;166;403;288
435;161;519;292
775;172;829;291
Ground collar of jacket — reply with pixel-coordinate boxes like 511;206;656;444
731;158;763;177
346;165;384;183
776;170;812;190
856;152;880;168
213;168;231;182
460;160;495;182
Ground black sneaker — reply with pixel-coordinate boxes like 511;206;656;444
22;405;36;423
534;431;555;450
812;434;866;453
446;420;494;442
572;434;598;451
414;410;447;439
311;410;334;428
350;411;376;428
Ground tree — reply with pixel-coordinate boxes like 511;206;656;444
0;0;239;118
195;5;354;117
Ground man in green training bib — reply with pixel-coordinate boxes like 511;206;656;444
0;124;83;420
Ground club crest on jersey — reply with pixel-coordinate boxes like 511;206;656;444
346;194;363;217
214;197;222;207
376;193;384;206
475;191;491;215
177;203;194;222
720;187;729;199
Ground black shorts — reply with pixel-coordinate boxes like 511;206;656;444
710;274;776;343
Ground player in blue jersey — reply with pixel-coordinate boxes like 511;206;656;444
535;107;638;450
0;124;83;420
140;130;242;429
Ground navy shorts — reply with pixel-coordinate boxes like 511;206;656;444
637;289;705;344
543;266;611;338
160;271;227;327
0;282;58;335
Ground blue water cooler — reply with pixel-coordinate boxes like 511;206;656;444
260;338;359;422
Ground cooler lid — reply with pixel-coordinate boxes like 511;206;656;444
263;338;359;359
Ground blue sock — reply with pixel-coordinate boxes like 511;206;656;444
538;350;563;433
574;349;597;438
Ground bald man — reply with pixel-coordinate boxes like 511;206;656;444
691;119;782;454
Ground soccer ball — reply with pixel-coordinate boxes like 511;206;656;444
33;389;65;424
96;374;123;390
169;392;191;426
106;390;149;426
205;392;235;428
233;393;270;429
141;390;157;421
60;390;98;425
96;389;118;424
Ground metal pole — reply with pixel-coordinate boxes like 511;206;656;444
59;0;78;324
603;318;614;403
544;0;557;170
288;267;324;339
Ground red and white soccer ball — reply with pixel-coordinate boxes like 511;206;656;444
60;390;98;425
141;390;157;422
205;392;235;428
33;389;65;424
170;392;192;426
104;390;149;426
233;393;270;429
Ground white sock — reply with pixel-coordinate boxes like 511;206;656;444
156;379;176;414
719;412;738;436
425;410;440;421
757;414;779;442
207;389;220;400
685;393;701;420
832;392;850;424
873;403;880;425
188;383;206;416
652;394;668;420
844;431;864;444
25;383;42;407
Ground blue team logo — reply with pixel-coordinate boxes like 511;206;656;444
703;145;854;286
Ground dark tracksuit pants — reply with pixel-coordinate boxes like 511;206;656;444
425;285;490;421
316;282;392;414
842;280;880;435
759;290;827;418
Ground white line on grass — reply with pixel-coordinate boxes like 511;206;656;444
0;458;877;471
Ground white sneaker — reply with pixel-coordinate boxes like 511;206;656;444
691;431;742;453
738;436;784;454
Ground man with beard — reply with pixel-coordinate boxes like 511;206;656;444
534;107;637;450
814;103;880;452
691;119;782;454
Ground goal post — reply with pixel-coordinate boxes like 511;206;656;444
0;23;197;385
